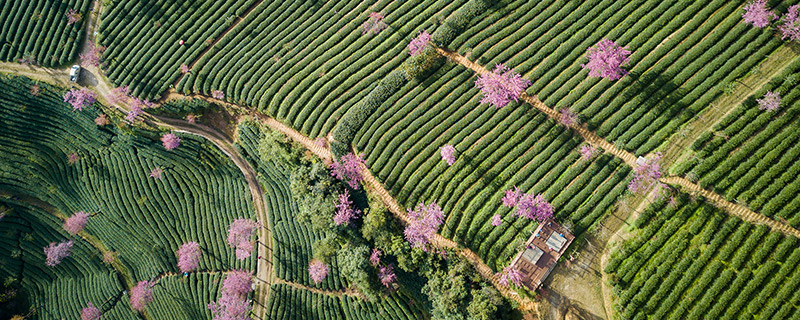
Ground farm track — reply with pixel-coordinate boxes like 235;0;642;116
435;47;800;240
274;278;363;298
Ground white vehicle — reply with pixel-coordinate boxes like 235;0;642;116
69;65;81;82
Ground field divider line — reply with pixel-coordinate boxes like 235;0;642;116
436;47;800;239
274;278;363;298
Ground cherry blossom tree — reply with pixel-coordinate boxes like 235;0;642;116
68;152;80;165
496;266;522;287
491;214;502;226
408;30;431;56
64;211;90;235
369;248;381;267
211;90;225;100
628;153;663;195
559;108;579;127
130;281;154;312
30;84;40;96
64;88;97;111
779;5;800;41
107;86;130;105
221;270;253;298
334;190;361;226
186;114;198;124
80;44;105;67
95;114;109;126
161;133;181;151
475;63;532;108
362;12;388;35
404;202;445;250
176;242;201;273
742;0;778;28
208;270;253;319
378;263;397;288
757;90;781;111
81;302;101;320
126;105;142;122
581;39;631;81
227;218;259;260
502;187;553;222
308;259;330;284
580;145;597;161
44;241;74;266
66;9;82;25
331;152;366;189
180;64;190;74
149;167;164;180
440;145;456;166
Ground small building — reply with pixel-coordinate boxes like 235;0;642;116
508;221;574;290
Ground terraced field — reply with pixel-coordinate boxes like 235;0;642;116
675;58;800;227
0;0;91;66
605;196;800;320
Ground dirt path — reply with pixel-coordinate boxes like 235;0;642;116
436;47;800;240
273;278;363;298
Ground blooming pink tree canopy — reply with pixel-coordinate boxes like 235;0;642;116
497;266;523;287
176;242;202;273
44;241;74;266
404;202;445;250
378;263;397;288
581;39;631;81
64;211;90;235
334;190;361;226
369;248;382;267
149;167;164;180
408;30;431;56
95;114;109;126
80;44;105;67
126;105;142;122
211;90;225;100
757;91;781;111
208;270;254;319
628;153;663;195
559;108;579;127
186;114;198;124
440;145;456;166
221;270;253;298
66;9;82;25
491;214;502;226
580;145;597;161
227;218;259;260
130;281;154;312
107;86;130;105
161;133;181;151
81;302;102;320
180;64;190;74
475;63;532;108
362;12;388;35
68;152;80;165
742;0;778;28
308;259;330;284
331;152;366;189
779;5;800;41
502;187;553;222
64;88;97;111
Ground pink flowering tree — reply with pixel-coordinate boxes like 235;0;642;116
491;214;502;226
496;266;523;287
369;248;382;267
95;114;109;126
334;190;361;226
161;133;181;150
742;0;778;28
126;105;142;122
559;108;579;127
362;12;388;35
107;86;130;105
208;270;253;320
68;152;80;165
475;63;532;108
404;202;445;250
176;242;201;273
211;90;225;100
408;30;431;56
80;44;105;67
64;88;97;111
180;64;190;74
130;281;154;312
779;5;800;41
501;186;553;222
580;145;597;161
186;114;198;124
149;167;164;180
628;153;663;195
757;91;781;111
331;152;366;189
308;259;330;284
440;145;456;166
581;39;631;81
378;263;397;288
66;9;82;25
64;211;90;235
81;302;102;320
227;218;259;260
44;241;74;266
